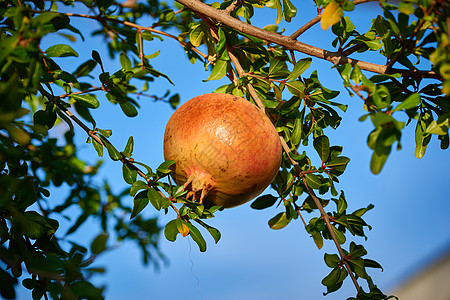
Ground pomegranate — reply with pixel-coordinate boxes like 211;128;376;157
163;93;282;208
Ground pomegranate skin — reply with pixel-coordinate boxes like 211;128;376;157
163;93;282;208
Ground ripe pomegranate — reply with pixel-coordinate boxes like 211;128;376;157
163;93;282;208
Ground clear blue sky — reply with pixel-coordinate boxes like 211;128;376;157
15;1;450;299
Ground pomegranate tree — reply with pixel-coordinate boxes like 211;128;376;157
163;93;282;208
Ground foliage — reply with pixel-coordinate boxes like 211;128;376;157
0;0;448;299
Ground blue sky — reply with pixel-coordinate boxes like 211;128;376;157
15;1;450;299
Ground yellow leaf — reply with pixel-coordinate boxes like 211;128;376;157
321;2;343;30
176;219;190;237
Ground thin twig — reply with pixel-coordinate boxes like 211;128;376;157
137;29;144;70
30;10;210;63
38;86;103;145
225;0;242;15
227;49;266;111
290;15;322;39
301;177;360;292
59;87;104;99
295;205;307;228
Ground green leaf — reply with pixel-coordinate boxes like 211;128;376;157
187;223;207;252
415;111;432;158
322;267;348;287
204;57;229;81
168;94;180;109
91;233;109;255
147;188;163;211
439;133;449;150
269;57;285;75
327;156;350;175
312;232;323;249
145;50;161;60
364;259;383;271
286;58;312;81
286;80;305;98
122;164;137;184
305;174;322;189
45;44;79;57
280;97;301;116
195;219;221;243
189;24;204;47
393;93;420;112
324;253;341;268
370;146;390;174
193;203;204;216
313;135;330;163
157;160;175;175
119;102;138;117
130;180;148;197
33;110;57;129
398;2;415;15
97;128;112;137
141;31;155;41
130;190;149;219
98;135;121;161
73;59;97;77
91;138;103;157
352;204;374;217
331;226;346;244
71;94;100;109
133;161;153;176
250;194;278;210
282;0;297;22
291;109;304;146
348;257;369;279
217;27;227;56
91;50;103;68
268;212;291;230
336;192;348;214
372;85;391;109
425;115;449;135
123;136;134;157
120;52;132;70
164;219;179;242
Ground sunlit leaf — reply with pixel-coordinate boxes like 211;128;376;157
268;212;291;230
71;94;100;109
204;57;229;81
321;2;343;30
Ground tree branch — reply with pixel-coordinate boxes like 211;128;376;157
175;0;440;79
